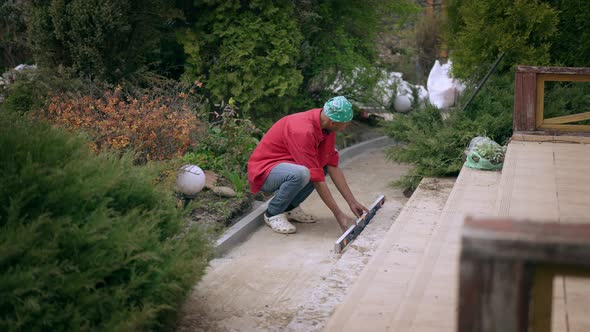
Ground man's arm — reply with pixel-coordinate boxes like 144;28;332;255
312;181;355;232
327;165;368;217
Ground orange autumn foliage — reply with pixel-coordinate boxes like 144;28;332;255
40;88;204;162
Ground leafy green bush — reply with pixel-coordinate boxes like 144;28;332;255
0;111;211;331
543;81;590;121
1;67;101;114
178;1;303;120
178;0;418;120
384;73;514;190
27;0;182;82
183;102;260;175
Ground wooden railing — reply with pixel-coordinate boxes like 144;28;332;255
458;217;590;332
513;66;590;133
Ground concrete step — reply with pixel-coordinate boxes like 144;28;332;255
325;167;501;332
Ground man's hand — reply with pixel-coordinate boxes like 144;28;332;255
348;200;368;218
335;211;355;232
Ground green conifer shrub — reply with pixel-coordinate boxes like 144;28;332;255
26;0;182;82
0;111;211;331
446;0;558;79
384;74;514;190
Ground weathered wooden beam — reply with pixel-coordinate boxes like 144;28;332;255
538;73;590;82
517;66;590;75
462;218;590;267
458;256;531;332
513;66;590;134
458;217;590;332
514;71;537;131
538;124;590;132
543;111;590;124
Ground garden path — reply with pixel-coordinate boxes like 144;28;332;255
177;147;411;331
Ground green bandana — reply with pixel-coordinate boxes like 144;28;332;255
323;96;353;122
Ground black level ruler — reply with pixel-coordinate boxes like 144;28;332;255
334;194;386;253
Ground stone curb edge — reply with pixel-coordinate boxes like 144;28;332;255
213;135;395;257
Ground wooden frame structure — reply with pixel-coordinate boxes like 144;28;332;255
513;66;590;133
458;217;590;332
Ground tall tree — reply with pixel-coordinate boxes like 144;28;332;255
446;0;558;80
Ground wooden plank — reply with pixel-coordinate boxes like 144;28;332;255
538;123;590;132
544;111;590;124
333;195;385;253
538;73;590;83
536;74;545;128
511;133;590;143
517;66;590;75
460;218;590;332
462;217;590;269
514;71;537;131
530;266;553;332
458;257;531;332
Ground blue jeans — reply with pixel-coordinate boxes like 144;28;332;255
261;163;320;216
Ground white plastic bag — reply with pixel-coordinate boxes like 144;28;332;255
427;60;464;109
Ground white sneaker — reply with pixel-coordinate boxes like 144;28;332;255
264;212;296;234
286;206;317;223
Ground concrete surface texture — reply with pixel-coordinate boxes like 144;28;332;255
325;139;590;332
176;148;411;331
325;167;499;332
496;140;590;332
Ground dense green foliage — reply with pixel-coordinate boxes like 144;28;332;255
385;74;514;189
179;0;303;120
446;0;558;79
178;0;418;120
4;0;418;120
0;110;211;331
386;0;590;190
1;67;98;114
447;0;590;79
548;0;590;67
183;102;260;175
543;81;590;121
0;1;30;71
26;0;183;82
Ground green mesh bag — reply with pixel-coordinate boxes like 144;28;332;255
464;137;505;171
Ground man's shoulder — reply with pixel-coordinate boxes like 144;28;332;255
285;109;320;132
283;108;321;120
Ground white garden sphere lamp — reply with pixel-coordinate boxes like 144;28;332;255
176;164;206;197
394;95;412;113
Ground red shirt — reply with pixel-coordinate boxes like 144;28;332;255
247;108;339;193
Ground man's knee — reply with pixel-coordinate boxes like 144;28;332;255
290;166;310;185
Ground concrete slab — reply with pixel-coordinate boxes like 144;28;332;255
325;167;500;332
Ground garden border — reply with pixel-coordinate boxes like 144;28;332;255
214;135;395;257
